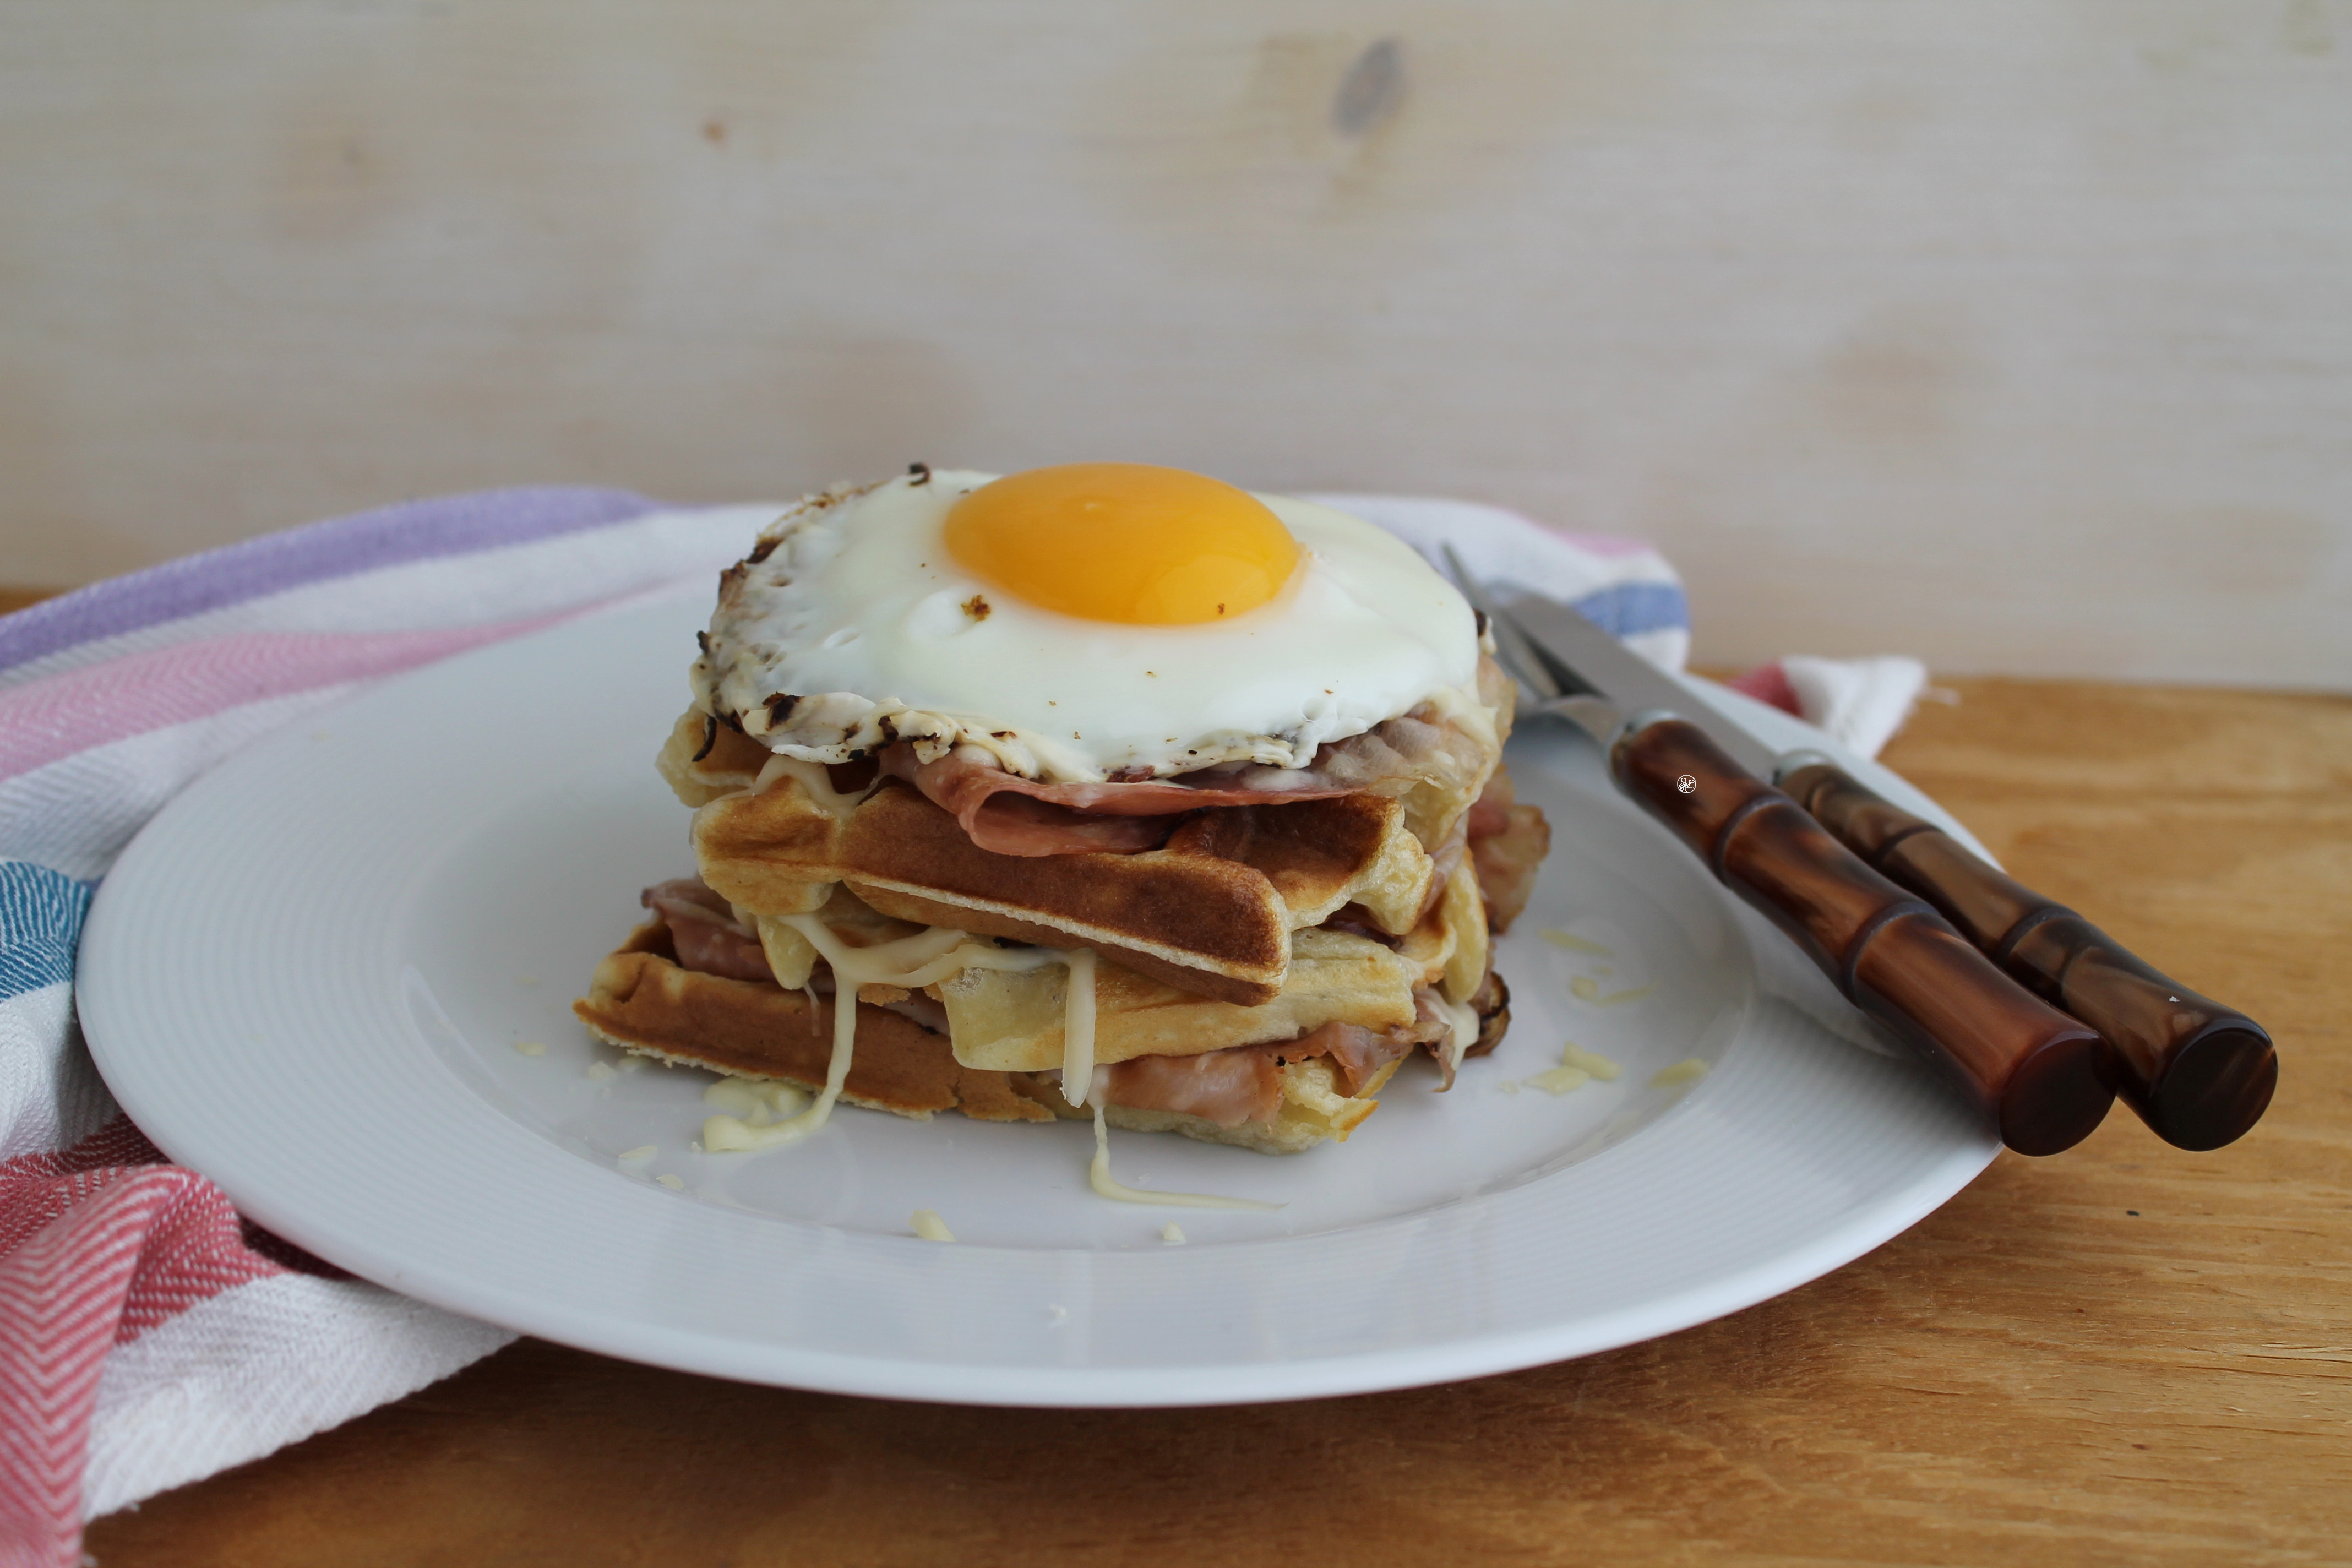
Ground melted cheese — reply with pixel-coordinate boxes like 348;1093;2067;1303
703;1077;810;1123
1087;1104;1282;1211
702;914;957;1151
754;752;867;819
704;911;1088;1152
1059;948;1097;1108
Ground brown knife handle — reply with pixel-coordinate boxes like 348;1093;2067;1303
1781;761;2276;1151
1614;719;2111;1156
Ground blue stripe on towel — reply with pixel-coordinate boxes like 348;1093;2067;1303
1570;581;1690;640
0;861;95;1003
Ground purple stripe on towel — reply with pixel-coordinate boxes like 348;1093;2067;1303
0;486;661;677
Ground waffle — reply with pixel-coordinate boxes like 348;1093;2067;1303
575;918;1052;1122
589;641;1533;1158
573;917;1419;1154
939;924;1421;1072
664;712;1438;1006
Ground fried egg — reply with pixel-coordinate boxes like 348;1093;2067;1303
695;463;1481;782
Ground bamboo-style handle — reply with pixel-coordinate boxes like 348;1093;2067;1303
1781;761;2276;1151
1613;720;2113;1156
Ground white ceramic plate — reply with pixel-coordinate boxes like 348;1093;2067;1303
79;589;1996;1406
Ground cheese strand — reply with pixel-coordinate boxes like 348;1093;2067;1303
1059;948;1097;1107
703;911;1086;1152
1087;1103;1282;1211
702;912;949;1151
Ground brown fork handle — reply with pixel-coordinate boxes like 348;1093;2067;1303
1781;761;2276;1152
1614;719;2111;1156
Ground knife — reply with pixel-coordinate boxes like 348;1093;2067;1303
1442;550;2112;1156
1459;565;2278;1153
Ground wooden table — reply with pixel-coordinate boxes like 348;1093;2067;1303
84;677;2352;1566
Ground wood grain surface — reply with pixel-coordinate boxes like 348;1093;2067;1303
8;3;2351;687
81;676;2352;1567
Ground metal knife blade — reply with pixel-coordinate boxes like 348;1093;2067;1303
1490;589;1783;780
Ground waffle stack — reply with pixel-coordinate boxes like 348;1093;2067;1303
576;698;1531;1154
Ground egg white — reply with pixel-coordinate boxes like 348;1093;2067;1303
696;469;1482;783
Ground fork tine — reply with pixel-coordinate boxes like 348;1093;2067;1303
1439;545;1565;703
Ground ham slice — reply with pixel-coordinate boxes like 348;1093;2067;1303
1464;769;1549;932
643;878;776;984
1274;1020;1425;1097
1101;1048;1285;1128
880;696;1494;858
1100;1016;1445;1125
882;746;1353;856
1413;971;1512;1088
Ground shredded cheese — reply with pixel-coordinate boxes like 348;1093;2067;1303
1525;1044;1624;1099
1526;1064;1591;1096
754;753;867;818
1651;1058;1711;1087
703;1078;809;1124
1161;1223;1187;1245
1540;929;1614;957
910;1209;956;1242
1561;1043;1621;1081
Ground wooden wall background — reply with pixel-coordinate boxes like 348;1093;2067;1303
3;1;2347;684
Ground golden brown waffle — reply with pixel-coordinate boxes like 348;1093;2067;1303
575;919;1052;1122
665;714;1440;1005
939;925;1424;1073
573;919;1409;1154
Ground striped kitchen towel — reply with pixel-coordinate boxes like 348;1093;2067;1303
0;479;1896;1564
0;486;763;1568
1320;492;1926;755
1313;494;1694;673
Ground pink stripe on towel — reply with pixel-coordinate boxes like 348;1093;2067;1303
1540;529;1660;560
0;617;569;786
1725;661;1802;716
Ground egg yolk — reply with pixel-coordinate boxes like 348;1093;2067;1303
943;463;1300;625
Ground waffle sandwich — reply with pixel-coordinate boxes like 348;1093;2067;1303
575;464;1549;1158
